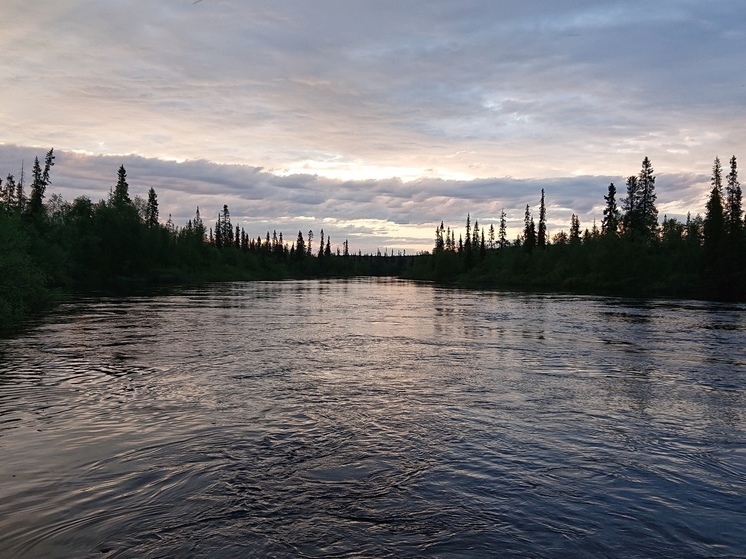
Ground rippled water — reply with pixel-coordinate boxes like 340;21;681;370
1;278;744;558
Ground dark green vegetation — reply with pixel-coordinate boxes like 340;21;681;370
407;156;745;301
2;151;743;330
0;151;410;330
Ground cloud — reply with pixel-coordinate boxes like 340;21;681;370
1;1;742;250
0;145;715;253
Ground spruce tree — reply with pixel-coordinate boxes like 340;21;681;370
2;175;16;212
221;205;232;245
538;189;547;249
637;156;658;238
27;157;45;217
570;214;581;243
704;157;726;284
601;182;621;236
296;231;305;258
112;165;132;209
145;187;159;227
498;209;507;249
725;155;742;240
523;205;536;253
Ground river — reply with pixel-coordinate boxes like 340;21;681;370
0;278;744;558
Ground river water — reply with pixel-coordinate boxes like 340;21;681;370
0;278;744;558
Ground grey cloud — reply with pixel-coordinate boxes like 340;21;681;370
0;146;716;253
2;1;743;251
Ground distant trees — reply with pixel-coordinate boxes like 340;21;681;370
27;149;54;218
145;187;159;228
601;183;620;237
537;189;547;249
725;155;742;240
622;157;658;239
420;154;744;300
523;205;536;253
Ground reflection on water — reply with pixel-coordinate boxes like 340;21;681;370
0;278;744;558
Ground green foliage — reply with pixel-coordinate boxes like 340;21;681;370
0;213;52;330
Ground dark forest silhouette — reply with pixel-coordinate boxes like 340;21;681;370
407;156;744;301
1;152;743;330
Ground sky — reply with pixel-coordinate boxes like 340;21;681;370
2;0;744;253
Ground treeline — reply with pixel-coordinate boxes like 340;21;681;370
0;151;411;330
407;156;745;300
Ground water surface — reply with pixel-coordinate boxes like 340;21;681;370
1;279;744;557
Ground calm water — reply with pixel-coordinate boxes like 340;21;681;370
0;278;744;558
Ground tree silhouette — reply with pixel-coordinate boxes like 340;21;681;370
601;182;620;236
538;189;547;249
145;187;159;228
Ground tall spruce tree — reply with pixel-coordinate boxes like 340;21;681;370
601;182;621;236
145;187;159;227
637;156;658;238
570;214;581;243
112;165;132;209
704;156;726;282
538;189;547;249
523;205;536;253
27;157;44;217
622;175;639;234
498;209;507;249
725;155;742;240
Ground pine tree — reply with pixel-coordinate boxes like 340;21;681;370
725;155;742;240
16;160;26;212
318;229;325;258
2;175;16;212
498;209;507;249
215;213;223;247
112;165;132;209
27;157;45;217
523;205;536;253
537;189;547;249
224;205;234;245
570;214;581;243
42;149;54;188
307;230;313;257
464;214;473;267
296;230;305;258
434;222;445;253
638;156;658;238
194;207;205;241
464;214;472;255
488;223;495;249
704;158;727;292
145;187;159;227
601;182;621;236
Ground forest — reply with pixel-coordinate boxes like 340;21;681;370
406;156;745;302
1;151;743;331
0;150;410;330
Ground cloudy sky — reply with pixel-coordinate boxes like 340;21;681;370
2;1;744;252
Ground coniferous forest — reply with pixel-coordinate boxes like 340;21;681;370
1;151;744;330
0;150;410;330
407;156;745;301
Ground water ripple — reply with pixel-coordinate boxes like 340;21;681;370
0;280;744;558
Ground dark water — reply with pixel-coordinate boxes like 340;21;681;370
1;278;744;558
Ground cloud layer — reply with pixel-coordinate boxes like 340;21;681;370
0;145;711;253
1;1;742;251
